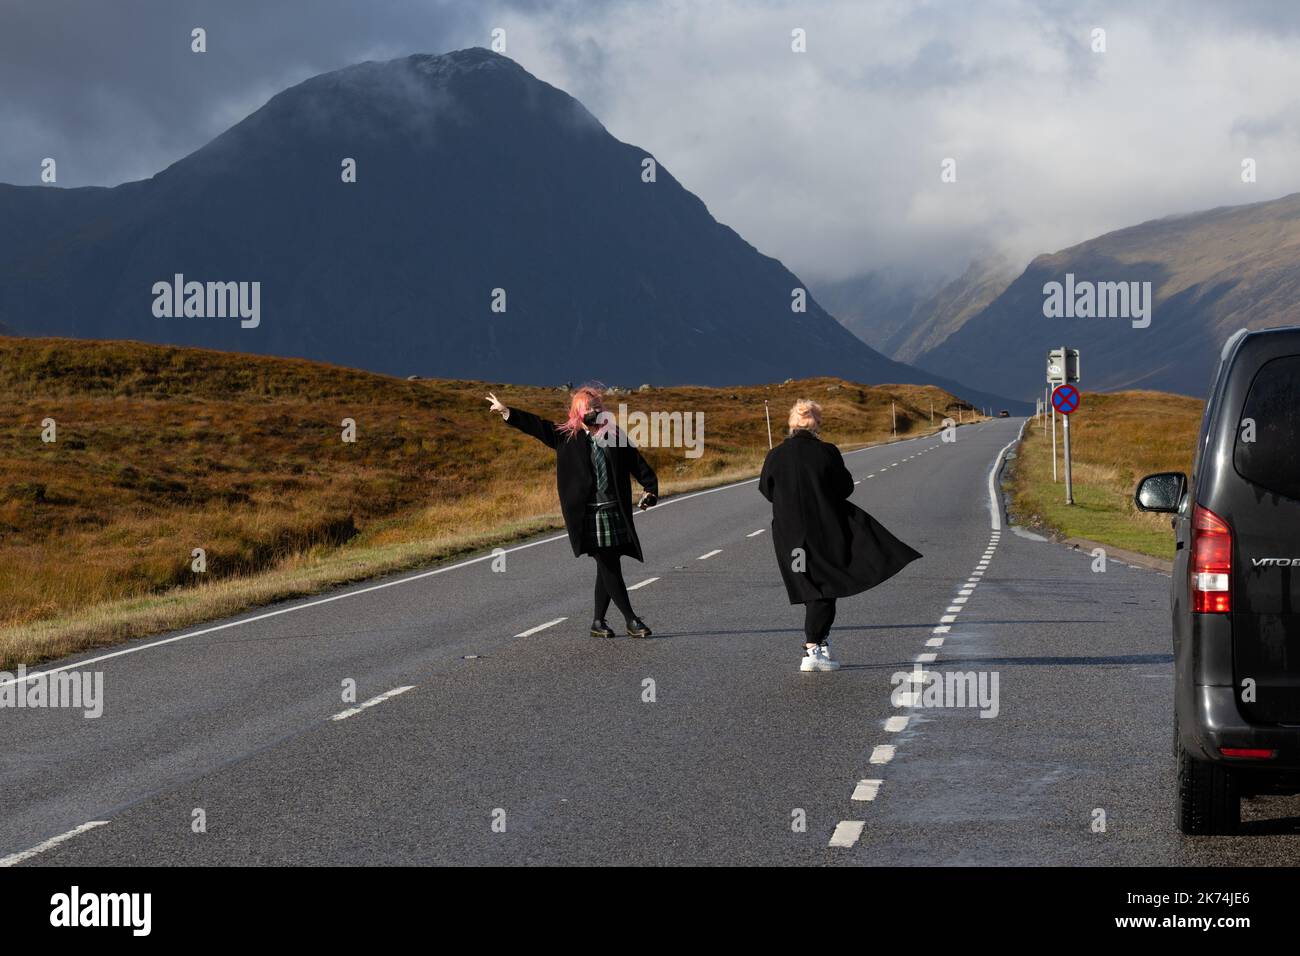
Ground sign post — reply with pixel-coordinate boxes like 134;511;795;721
1051;383;1081;505
1046;347;1080;485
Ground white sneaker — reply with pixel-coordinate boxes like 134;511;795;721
800;643;841;672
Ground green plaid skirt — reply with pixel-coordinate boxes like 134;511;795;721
583;502;631;550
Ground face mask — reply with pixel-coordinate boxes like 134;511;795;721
582;409;603;426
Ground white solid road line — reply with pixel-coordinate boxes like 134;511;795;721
0;821;110;867
697;549;722;560
828;820;865;848
513;617;567;639
627;577;659;591
987;418;1028;531
330;685;415;721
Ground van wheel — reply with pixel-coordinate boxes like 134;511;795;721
1176;740;1240;834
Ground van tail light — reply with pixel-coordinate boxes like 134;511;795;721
1191;504;1232;613
1219;747;1275;760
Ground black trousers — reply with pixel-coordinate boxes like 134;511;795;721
592;548;635;622
804;597;836;644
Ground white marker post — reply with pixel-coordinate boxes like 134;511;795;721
764;400;773;450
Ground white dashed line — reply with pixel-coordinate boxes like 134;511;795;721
0;821;110;867
869;745;896;765
627;577;659;591
926;637;944;647
884;715;910;732
851;779;883;801
828;820;865;848
916;653;937;663
697;549;722;560
746;529;765;537
330;686;416;723
513;617;567;638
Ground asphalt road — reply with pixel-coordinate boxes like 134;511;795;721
5;417;1299;865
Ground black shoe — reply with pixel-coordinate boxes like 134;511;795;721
626;617;652;638
590;619;615;639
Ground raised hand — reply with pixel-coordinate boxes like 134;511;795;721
485;392;508;419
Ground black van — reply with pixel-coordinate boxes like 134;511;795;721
1136;327;1300;834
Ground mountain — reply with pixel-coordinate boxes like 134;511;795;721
810;270;943;355
916;192;1300;399
891;254;1018;363
0;48;1024;412
813;255;1017;363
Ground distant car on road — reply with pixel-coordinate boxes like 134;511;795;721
1136;327;1300;834
998;410;1010;417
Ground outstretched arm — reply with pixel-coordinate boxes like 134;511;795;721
486;392;559;450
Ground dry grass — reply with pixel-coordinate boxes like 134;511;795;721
0;336;982;667
1009;390;1203;557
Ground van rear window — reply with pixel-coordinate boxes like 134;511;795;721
1234;354;1300;501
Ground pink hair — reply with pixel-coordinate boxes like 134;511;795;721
557;383;606;438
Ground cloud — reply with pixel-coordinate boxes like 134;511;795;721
4;0;1300;283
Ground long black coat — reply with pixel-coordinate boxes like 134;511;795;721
759;430;921;604
505;407;658;561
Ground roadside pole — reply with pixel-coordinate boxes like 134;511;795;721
892;401;896;436
1063;411;1074;504
1051;398;1058;482
764;400;773;450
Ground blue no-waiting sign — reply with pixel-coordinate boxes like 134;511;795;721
1052;384;1080;415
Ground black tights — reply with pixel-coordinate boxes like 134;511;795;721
592;548;636;623
804;598;836;645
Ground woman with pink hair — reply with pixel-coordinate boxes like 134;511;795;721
486;385;658;638
760;398;921;671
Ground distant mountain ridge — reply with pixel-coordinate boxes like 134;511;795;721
0;48;1024;411
814;254;1018;364
915;192;1300;399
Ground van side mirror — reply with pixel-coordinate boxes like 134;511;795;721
1135;472;1186;513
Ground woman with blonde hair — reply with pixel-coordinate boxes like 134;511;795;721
759;398;921;671
487;384;657;638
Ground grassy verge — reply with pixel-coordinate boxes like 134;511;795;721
1007;390;1202;559
0;336;984;668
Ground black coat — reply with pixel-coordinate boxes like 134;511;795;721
759;430;921;604
505;407;658;561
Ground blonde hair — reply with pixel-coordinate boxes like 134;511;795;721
788;399;822;434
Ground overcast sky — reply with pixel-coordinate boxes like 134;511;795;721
4;0;1300;282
